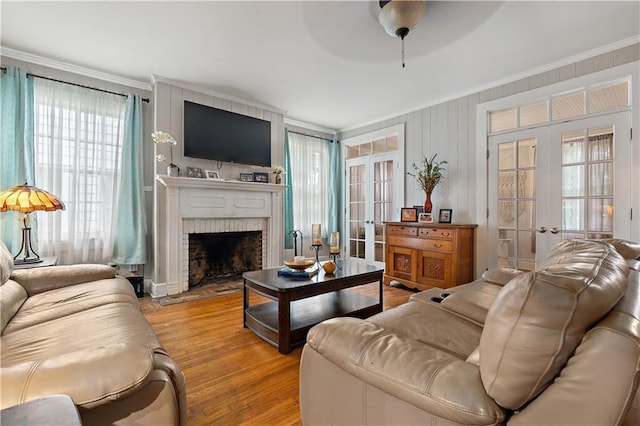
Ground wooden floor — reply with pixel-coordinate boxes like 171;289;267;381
139;282;414;425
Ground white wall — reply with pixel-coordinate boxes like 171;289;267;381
339;43;640;277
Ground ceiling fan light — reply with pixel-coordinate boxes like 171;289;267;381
378;0;426;39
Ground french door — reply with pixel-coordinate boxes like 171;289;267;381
488;111;631;269
345;153;399;266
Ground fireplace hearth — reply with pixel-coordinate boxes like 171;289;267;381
189;231;262;287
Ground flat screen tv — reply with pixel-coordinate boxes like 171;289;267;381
183;101;271;167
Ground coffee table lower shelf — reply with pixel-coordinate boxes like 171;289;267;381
245;291;379;352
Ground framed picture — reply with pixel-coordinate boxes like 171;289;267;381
439;209;453;224
401;207;418;222
253;172;269;183
240;173;254;182
413;205;424;214
418;213;434;223
186;167;203;178
205;170;220;180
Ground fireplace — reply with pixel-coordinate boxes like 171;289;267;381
189;231;262;287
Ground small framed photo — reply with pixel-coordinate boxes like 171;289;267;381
186;167;203;178
253;172;269;183
401;207;418;222
413;205;424;215
240;173;254;182
438;209;452;224
205;170;220;180
419;213;434;223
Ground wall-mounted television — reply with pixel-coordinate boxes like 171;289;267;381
183;101;271;167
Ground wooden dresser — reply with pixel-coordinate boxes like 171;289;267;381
384;222;477;290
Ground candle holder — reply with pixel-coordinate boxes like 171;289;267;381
329;252;342;270
310;244;322;267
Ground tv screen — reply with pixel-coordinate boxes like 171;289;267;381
183;101;271;167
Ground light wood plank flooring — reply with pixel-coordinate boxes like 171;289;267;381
139;282;413;425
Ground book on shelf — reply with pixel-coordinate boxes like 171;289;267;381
277;263;319;279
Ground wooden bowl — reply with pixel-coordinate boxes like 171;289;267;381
284;259;315;271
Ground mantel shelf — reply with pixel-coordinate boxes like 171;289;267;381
156;175;286;193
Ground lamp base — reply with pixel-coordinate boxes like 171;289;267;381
14;257;43;265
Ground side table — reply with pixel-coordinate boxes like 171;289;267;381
13;256;58;270
0;394;82;425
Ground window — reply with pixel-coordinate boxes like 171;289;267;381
33;79;125;264
288;132;330;244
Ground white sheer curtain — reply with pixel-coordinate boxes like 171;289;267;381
33;79;125;264
288;132;330;252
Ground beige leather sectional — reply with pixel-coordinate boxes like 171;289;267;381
301;239;640;425
0;242;186;425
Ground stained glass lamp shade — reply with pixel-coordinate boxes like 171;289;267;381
0;183;65;264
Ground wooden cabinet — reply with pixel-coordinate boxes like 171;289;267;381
384;222;477;290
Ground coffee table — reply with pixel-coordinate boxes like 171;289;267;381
243;261;384;354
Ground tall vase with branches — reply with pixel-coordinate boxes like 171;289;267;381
408;153;447;213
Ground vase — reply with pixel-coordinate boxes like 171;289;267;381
275;174;282;184
167;165;179;177
424;192;433;213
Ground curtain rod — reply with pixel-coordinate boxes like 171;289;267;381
287;129;338;143
1;66;150;103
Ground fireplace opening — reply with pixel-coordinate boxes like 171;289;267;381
189;231;262;287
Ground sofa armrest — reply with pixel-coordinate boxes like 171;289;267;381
10;264;116;296
0;343;153;409
306;317;505;425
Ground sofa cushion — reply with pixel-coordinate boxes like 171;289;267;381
10;264;116;296
0;241;13;286
479;239;629;410
481;267;523;286
440;280;503;324
3;278;138;334
598;238;640;260
0;280;27;333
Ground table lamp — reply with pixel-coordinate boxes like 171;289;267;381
0;183;65;264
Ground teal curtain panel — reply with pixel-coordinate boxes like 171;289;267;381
283;129;294;249
112;94;148;264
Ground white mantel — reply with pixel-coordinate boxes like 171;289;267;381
154;176;286;296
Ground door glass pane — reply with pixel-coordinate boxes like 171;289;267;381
373;139;386;154
517;138;536;168
498;172;515;198
386;136;398;151
562;199;584;231
498;142;515;170
517;230;536;263
588;130;613;161
360;142;372;156
490;109;517;133
497;229;515;268
517;200;535;229
498;201;516;228
562;165;584;197
589;82;629;113
589;199;614;232
552;92;585;120
562;131;585;164
519;101;548;127
346;145;359;159
517;170;535;198
589;163;613;196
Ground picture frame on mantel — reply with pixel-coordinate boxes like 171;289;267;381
400;207;417;222
240;173;254;182
253;172;269;183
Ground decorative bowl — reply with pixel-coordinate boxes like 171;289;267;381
284;259;315;271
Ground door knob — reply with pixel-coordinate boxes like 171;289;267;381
536;227;547;233
550;227;560;234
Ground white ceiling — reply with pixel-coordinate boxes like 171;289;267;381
1;1;639;131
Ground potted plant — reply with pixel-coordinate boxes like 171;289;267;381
408;153;447;213
152;131;179;176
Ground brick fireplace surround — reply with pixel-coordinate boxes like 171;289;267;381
154;176;286;296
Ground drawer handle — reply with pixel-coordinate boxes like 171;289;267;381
441;232;450;237
434;243;443;248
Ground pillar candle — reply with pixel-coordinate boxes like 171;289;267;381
330;232;340;253
312;224;322;245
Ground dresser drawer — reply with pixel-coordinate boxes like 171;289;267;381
419;227;454;240
387;225;418;237
421;239;453;252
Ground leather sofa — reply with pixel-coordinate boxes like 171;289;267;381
300;239;640;425
0;241;186;425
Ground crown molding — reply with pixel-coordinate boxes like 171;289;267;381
339;36;640;133
0;47;152;92
151;74;287;115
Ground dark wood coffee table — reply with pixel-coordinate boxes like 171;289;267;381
243;261;384;354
